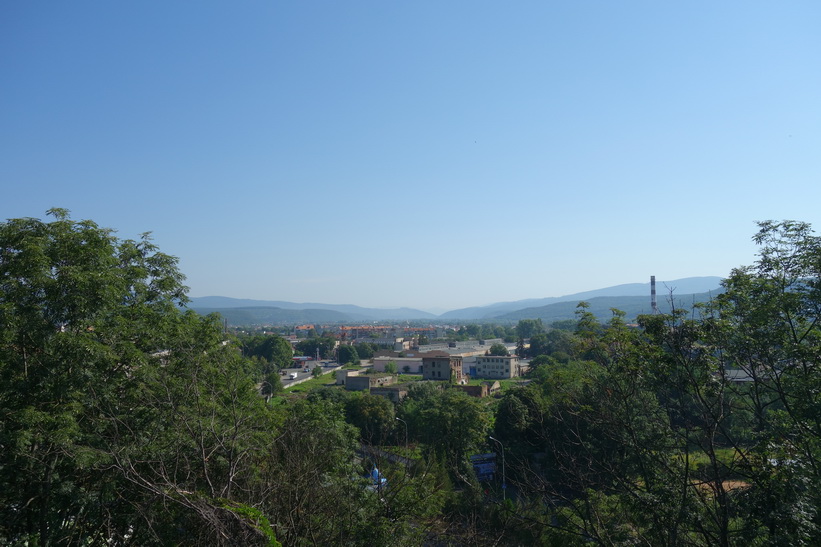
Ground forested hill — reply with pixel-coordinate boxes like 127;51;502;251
187;297;437;323
495;290;723;323
439;276;723;320
189;276;724;323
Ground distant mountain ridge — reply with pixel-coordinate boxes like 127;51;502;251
495;291;722;324
187;297;437;322
437;276;724;320
187;276;723;324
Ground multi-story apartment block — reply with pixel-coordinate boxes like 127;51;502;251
474;355;520;379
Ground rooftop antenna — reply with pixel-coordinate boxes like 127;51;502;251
651;275;659;314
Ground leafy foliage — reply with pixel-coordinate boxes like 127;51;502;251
487;343;509;356
295;335;336;359
338;344;360;365
7;213;821;545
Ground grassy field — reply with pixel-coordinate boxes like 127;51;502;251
395;374;422;382
285;371;340;393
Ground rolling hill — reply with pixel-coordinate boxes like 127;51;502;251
438;277;723;320
494;290;722;323
187;297;437;324
188;276;724;324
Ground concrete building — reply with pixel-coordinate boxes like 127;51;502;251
422;352;464;383
346;374;395;391
336;369;360;385
359;337;410;351
474;355;521;379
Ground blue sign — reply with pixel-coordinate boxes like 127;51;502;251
470;453;497;481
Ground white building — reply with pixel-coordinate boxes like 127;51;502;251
474;355;520;379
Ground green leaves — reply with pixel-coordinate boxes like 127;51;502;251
338;344;359;365
0;211;249;545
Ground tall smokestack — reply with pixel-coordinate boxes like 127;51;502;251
651;275;658;314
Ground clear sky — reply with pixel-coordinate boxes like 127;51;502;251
2;2;820;312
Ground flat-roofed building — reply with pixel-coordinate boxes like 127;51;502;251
346;374;395;391
474;355;520;379
422;352;464;382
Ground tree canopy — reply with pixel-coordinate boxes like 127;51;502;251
295;335;336;359
7;213;821;545
0;211;426;545
485;220;821;545
487;343;509;356
337;344;360;365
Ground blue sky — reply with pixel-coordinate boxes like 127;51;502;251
2;2;820;312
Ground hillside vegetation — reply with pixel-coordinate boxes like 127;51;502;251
3;212;821;545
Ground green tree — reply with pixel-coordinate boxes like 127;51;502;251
338;344;360;365
464;324;482;338
525;354;553;377
295;336;336;360
0;210;280;545
516;337;526;357
526;328;576;360
241;333;288;366
479;324;497;339
696;220;821;543
262;366;284;397
116;316;281;544
527;332;550;358
495;221;821;545
259;398;407;545
0;211;169;544
415;389;490;484
488;343;509;356
345;393;396;445
1;210;492;546
261;334;293;370
242;334;292;396
516;318;544;340
499;314;702;544
550;319;577;331
354;342;377;359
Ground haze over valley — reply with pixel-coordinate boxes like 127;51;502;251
189;276;724;324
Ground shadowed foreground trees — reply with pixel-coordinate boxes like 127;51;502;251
0;211;431;546
491;221;821;545
6;213;821;545
0;210;282;545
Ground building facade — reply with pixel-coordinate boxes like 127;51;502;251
422;353;464;382
474;355;520;379
346;374;395;391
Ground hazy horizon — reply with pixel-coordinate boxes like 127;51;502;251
189;275;725;315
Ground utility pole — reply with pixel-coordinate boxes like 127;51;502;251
489;436;506;500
